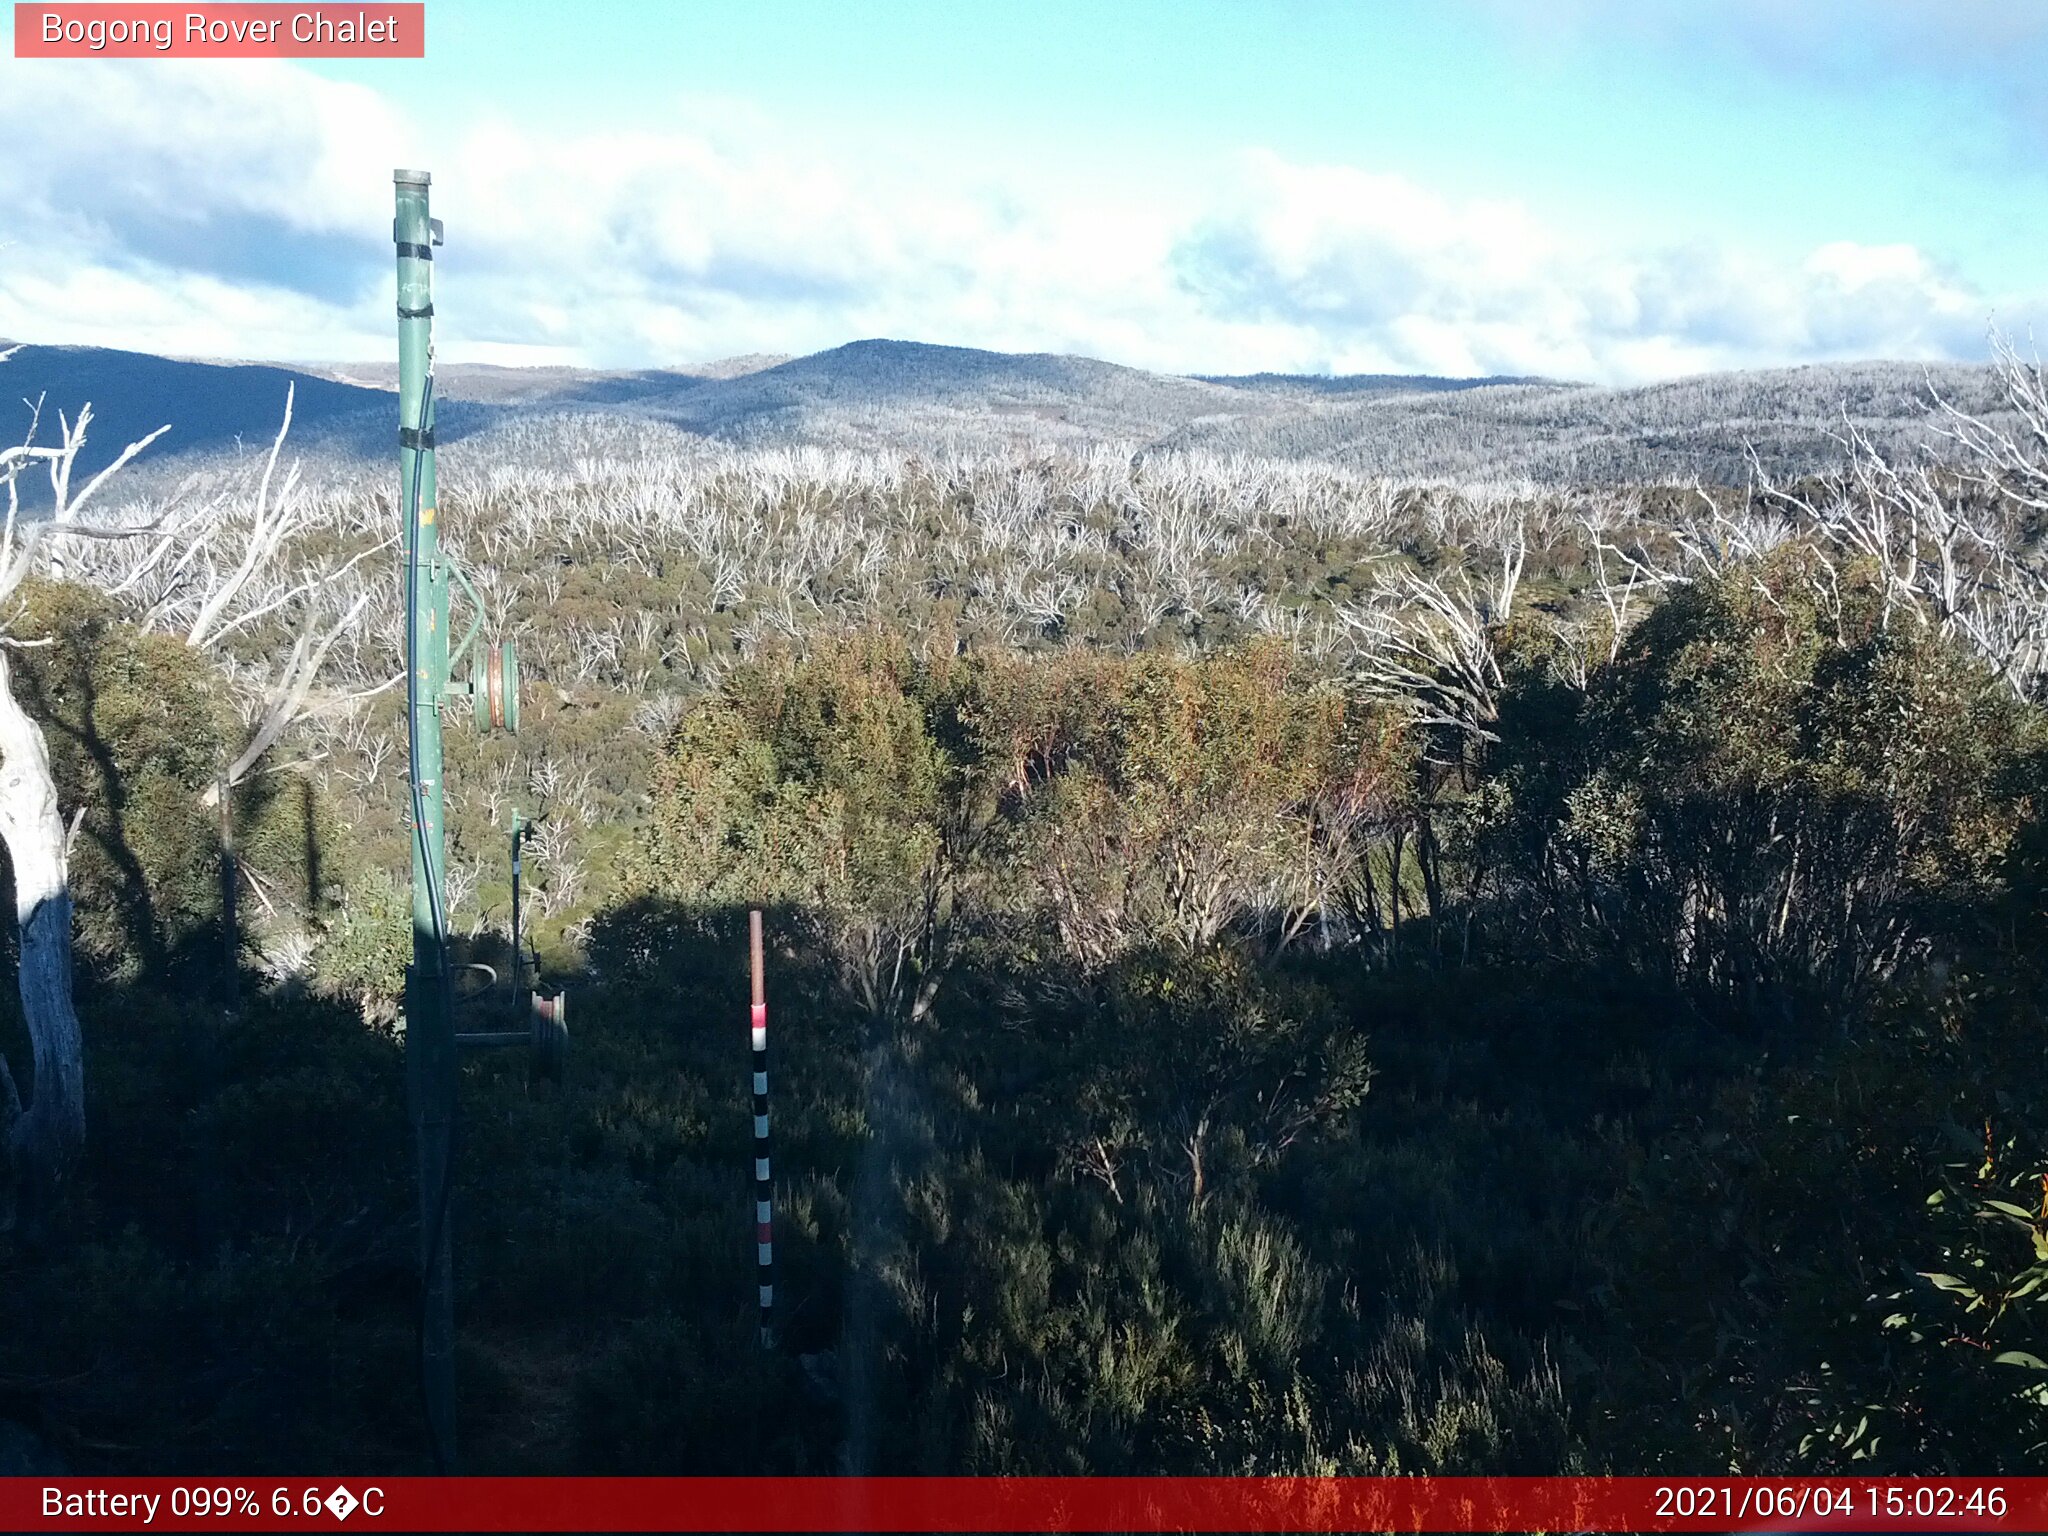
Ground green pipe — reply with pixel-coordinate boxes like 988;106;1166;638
395;166;456;1473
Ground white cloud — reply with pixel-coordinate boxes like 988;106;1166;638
1171;153;2003;381
0;61;404;236
0;63;2026;383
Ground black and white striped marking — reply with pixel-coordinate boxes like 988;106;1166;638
749;911;774;1348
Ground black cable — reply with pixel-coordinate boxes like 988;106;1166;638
404;362;459;1476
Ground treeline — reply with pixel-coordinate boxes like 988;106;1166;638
1164;359;2016;485
82;345;2009;495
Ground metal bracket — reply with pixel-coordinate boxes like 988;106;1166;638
455;987;567;1077
448;560;485;674
439;560;518;735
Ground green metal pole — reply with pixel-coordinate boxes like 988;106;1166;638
395;167;456;1472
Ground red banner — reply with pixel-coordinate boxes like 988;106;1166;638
3;1476;2044;1532
13;5;425;58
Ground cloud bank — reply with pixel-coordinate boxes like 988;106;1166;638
0;61;2026;384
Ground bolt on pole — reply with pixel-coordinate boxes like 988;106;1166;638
395;166;456;1473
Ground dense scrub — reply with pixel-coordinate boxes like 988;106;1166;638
0;527;2043;1472
2;349;2046;1471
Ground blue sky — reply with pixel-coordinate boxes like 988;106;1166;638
3;0;2043;381
332;0;2039;284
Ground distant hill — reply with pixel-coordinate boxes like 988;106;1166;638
296;352;792;403
0;337;2006;494
1155;360;2008;485
1193;371;1557;396
592;339;1300;447
1;344;394;493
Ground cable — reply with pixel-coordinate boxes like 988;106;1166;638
404;356;459;1476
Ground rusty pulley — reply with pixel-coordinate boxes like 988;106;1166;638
530;988;568;1078
454;983;568;1076
471;638;520;734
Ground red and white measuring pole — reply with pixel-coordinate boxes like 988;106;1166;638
748;910;774;1348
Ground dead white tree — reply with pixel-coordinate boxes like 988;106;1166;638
1576;498;1648;667
1739;338;2048;697
1931;333;2048;516
0;355;168;1225
208;587;376;798
1345;518;1526;745
2;366;169;587
75;387;386;802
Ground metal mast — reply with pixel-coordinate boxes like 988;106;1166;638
391;166;562;1474
395;166;456;1473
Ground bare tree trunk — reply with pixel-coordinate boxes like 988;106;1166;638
0;652;82;1226
0;360;170;1231
217;761;240;996
1387;825;1405;961
1418;809;1444;948
1184;1112;1209;1215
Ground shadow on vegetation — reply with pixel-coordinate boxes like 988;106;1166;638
0;554;2046;1475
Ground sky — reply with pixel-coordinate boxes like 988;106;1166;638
1;0;2043;384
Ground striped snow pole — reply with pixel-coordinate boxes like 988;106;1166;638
749;909;774;1348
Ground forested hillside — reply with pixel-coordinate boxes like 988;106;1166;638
0;341;2043;1476
14;339;2010;499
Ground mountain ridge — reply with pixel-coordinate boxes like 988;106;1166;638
0;337;2005;491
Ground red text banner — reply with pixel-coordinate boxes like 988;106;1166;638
14;5;425;58
4;1476;2045;1532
